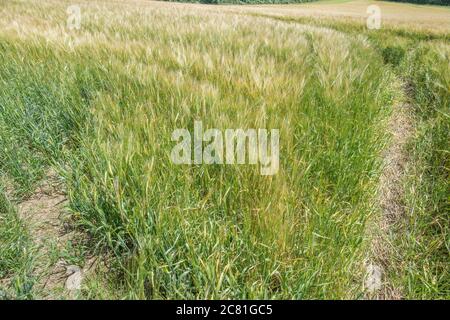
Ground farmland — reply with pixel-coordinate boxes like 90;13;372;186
0;0;448;299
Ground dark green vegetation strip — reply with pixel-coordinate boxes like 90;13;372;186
385;0;450;6
163;0;317;3
164;0;449;5
0;190;35;299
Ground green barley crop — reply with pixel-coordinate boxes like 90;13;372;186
0;0;448;299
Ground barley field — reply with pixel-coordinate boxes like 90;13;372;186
0;0;448;300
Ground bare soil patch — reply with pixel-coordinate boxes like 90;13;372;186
17;171;94;299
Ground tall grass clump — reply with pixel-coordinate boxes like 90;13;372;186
390;42;449;299
0;188;35;299
45;6;394;298
0;38;88;196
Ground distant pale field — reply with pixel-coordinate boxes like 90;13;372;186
105;0;450;34
2;0;450;36
216;0;450;35
231;0;450;23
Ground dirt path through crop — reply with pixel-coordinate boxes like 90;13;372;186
365;82;414;299
17;171;91;299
